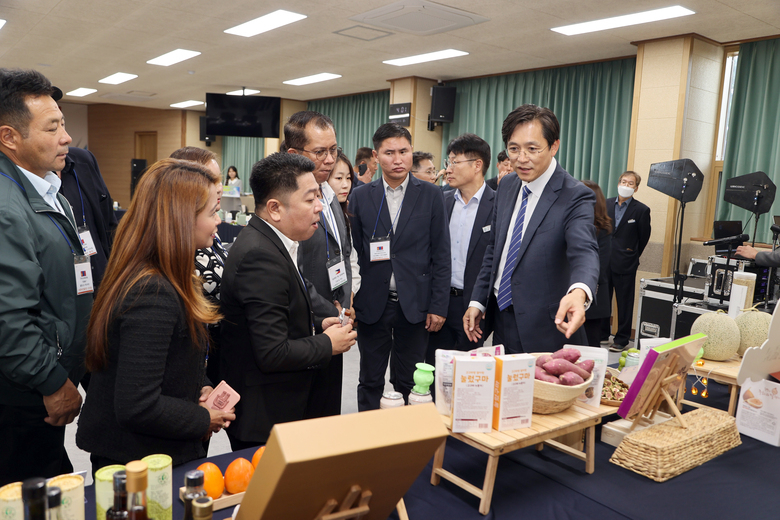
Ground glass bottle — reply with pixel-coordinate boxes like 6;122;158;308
22;478;47;520
46;487;62;520
106;471;128;520
125;461;149;520
181;471;206;520
191;497;212;520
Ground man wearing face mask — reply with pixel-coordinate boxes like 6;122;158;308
603;171;651;352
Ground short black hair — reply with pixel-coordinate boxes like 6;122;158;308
250;152;316;208
355;147;373;165
372;123;411;151
497;150;508;163
446;133;491;175
501;104;560;148
0;68;58;136
412;151;434;170
283;111;335;151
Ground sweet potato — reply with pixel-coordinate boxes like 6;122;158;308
559;372;585;386
551;347;581;363
535;354;553;367
576;359;595;374
543;358;590;380
535;366;560;384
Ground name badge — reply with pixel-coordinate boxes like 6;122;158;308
482;225;491;233
327;256;348;291
370;237;391;262
74;255;93;295
78;226;98;256
627;219;636;223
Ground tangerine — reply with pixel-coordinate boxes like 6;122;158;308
197;462;224;499
224;457;254;494
251;446;266;468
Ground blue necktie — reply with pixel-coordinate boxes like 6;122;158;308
497;186;531;311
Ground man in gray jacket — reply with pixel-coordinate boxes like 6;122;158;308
0;69;93;484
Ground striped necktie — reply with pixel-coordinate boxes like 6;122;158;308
496;186;531;311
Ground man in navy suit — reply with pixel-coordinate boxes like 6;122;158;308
427;133;495;362
349;123;450;410
603;171;651;351
464;104;599;353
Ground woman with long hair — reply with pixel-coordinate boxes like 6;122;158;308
77;159;235;470
328;151;361;298
583;179;613;347
225;165;240;187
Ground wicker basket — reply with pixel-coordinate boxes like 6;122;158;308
531;353;594;414
609;407;741;482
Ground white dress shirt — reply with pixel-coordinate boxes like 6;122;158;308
319;182;342;253
261;217;300;273
382;173;410;291
450;182;486;289
19;167;66;216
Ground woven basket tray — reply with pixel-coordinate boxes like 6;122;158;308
609;407;741;482
531;354;593;414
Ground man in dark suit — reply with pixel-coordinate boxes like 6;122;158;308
464;104;599;353
486;150;512;191
220;153;356;450
604;171;651;352
349;123;450;410
427;133;495;362
353;147;377;187
285;111;351;416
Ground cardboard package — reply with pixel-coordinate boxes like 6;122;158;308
567;345;608;408
434;345;505;416
451;357;495;433
492;354;534;431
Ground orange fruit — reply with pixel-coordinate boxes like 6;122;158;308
251;446;265;468
224;457;254;494
197;462;224;499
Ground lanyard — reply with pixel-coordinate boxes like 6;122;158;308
212;235;226;266
0;171;76;254
370;190;404;240
321;194;342;252
71;168;87;227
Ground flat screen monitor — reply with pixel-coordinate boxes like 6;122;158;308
712;220;743;255
205;93;281;138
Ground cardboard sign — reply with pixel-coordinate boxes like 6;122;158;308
738;302;780;385
736;378;780;447
567;345;608;408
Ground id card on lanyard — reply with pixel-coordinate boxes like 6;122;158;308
369;191;402;262
320;202;348;291
72;168;97;256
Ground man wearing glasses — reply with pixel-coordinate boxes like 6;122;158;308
463;104;599;353
410;151;438;184
426;133;495;362
603;171;651;352
285;110;352;417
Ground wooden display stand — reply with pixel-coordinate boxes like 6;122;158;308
684;356;741;415
312;486;408;520
626;353;688;431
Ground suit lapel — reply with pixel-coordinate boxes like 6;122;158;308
466;187;494;264
392;175;420;241
496;176;522;257
513;168;562;267
254;218;311;307
445;191;456;222
370;181;393;238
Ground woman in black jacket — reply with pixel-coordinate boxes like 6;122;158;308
583;180;613;347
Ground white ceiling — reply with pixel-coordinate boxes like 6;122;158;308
1;0;778;110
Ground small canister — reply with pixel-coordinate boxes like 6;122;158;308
624;352;640;369
408;391;433;405
142;454;172;520
379;391;404;409
0;481;23;520
94;465;125;520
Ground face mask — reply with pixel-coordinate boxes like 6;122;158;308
617;185;635;199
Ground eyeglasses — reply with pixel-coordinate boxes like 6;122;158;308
297;146;342;162
505;145;548;158
619;179;637;187
444;158;477;169
412;168;438;176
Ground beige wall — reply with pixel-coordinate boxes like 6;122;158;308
60;102;89;149
390;77;444;164
183;110;224;172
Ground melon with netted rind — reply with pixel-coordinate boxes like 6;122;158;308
735;307;772;356
690;311;740;361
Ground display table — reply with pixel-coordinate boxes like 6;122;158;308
685;356;741;415
430;403;615;515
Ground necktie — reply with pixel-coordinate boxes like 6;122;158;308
496;186;531;311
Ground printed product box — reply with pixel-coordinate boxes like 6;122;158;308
492;354;534;431
451;357;495;433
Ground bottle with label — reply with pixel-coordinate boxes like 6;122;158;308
191;497;212;520
106;471;128;520
47;487;62;520
181;471;206;520
125;461;149;520
379;391;404;409
22;478;47;520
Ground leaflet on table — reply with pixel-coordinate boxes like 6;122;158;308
451;357;495;433
566;345;608;408
434;344;506;416
222;185;241;198
736;378;780;447
492;354;534;431
637;337;670;367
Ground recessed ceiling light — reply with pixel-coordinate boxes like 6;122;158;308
551;5;695;36
98;73;138;85
225;9;306;37
283;73;341;86
66;88;97;97
226;89;261;96
147;49;201;66
383;49;468;67
0;19;6;30
170;100;204;108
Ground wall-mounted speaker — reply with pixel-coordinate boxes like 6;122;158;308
430;86;456;123
130;158;147;199
199;116;216;146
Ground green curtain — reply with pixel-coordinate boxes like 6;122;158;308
717;38;780;244
221;136;264;193
308;90;390;178
440;57;635;196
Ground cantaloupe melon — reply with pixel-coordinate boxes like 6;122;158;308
735;306;772;356
690;310;740;361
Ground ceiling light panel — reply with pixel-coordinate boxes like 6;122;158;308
98;73;138;85
66;88;97;97
226;89;260;96
551;5;695;36
0;19;6;30
383;49;468;66
283;73;342;86
225;10;306;37
170;100;204;108
147;49;201;66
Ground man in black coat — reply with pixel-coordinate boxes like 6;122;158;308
604;171;651;351
220;153;356;449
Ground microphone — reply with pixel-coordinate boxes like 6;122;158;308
703;234;749;247
771;224;780;235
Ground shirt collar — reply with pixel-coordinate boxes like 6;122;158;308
320;182;335;204
616;196;633;208
382;173;410;194
18;166;60;200
522;157;557;196
260;217;298;259
455;181;486;205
